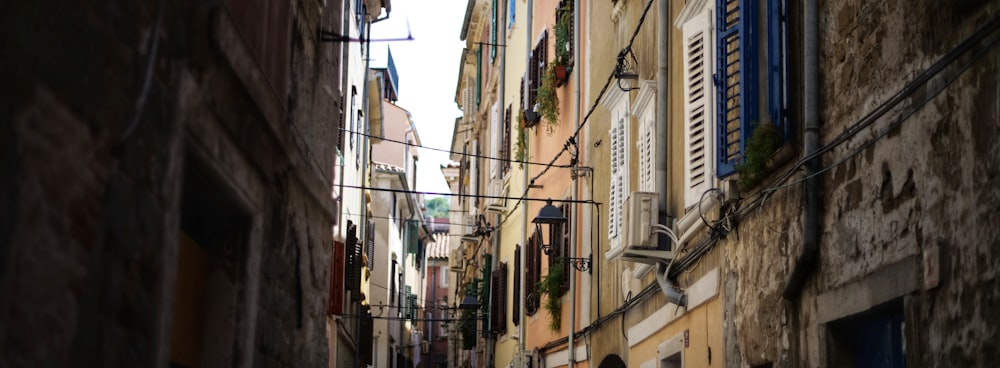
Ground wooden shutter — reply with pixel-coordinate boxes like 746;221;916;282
512;245;521;325
526;233;540;315
638;117;655;192
491;103;500;179
328;241;346;316
490;262;508;334
684;18;713;206
560;204;571;295
608;112;627;244
502;105;512;174
366;220;375;270
716;0;757;177
766;0;786;139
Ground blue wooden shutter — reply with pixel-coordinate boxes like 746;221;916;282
508;0;516;29
716;0;757;177
766;0;787;139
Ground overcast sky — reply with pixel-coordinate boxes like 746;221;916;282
370;0;468;199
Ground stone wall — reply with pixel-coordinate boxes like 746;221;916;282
725;1;1000;367
0;0;340;366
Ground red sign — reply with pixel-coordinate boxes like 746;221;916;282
684;329;690;348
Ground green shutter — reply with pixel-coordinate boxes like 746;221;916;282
406;220;418;254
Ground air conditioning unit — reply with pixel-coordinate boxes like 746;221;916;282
512;351;534;367
618;192;675;264
449;248;465;272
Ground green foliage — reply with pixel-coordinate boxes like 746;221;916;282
554;5;572;66
425;197;450;218
536;258;567;331
737;121;781;189
538;64;560;135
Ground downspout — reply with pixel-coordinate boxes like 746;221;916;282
404;124;415;189
519;0;533;360
356;18;374;368
568;0;582;365
783;0;820;300
655;0;685;306
488;6;507;367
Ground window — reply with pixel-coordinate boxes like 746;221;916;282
601;87;629;251
524;31;549;124
355;110;363;169
490;262;508;334
349;87;357;149
828;300;906;368
715;0;787;177
555;0;575;68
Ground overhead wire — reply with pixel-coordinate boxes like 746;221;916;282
338;184;599;204
340;127;575;168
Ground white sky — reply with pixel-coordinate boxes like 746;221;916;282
370;0;468;200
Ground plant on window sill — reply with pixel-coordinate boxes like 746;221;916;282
515;111;529;167
552;4;572;87
537;257;567;331
736;121;781;189
538;64;560;135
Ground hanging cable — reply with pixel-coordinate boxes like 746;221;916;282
340;128;575;168
339;184;600;204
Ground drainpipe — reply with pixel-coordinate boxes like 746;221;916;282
568;0;582;365
486;5;508;367
519;0;533;361
654;0;685;306
355;18;374;368
404;124;415;189
783;0;820;300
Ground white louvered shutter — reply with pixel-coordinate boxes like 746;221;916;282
683;10;714;207
608;123;620;243
490;103;500;179
638;117;654;192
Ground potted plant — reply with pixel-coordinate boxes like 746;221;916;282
537;257;567;331
552;5;572;87
516;112;528;167
537;64;560;135
736;121;781;189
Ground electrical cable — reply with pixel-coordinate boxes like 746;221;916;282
341;127;575;168
338;184;600;204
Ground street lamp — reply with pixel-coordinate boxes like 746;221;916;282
532;199;592;272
